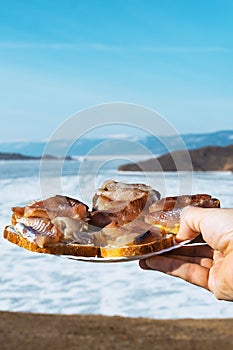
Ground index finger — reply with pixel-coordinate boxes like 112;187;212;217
167;244;213;259
141;255;210;290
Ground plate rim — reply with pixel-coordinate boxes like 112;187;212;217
62;240;191;263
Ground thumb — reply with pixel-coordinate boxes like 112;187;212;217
176;206;207;241
176;206;203;242
177;206;233;254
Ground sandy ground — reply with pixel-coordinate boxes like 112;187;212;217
0;311;232;350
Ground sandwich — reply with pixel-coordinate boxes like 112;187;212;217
145;194;220;234
5;195;99;257
3;180;220;259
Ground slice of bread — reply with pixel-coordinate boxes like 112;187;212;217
100;234;175;258
4;225;100;257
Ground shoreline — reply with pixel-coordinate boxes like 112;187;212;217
0;311;232;350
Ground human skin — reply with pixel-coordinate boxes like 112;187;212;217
139;207;233;301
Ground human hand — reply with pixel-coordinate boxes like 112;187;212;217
139;206;233;301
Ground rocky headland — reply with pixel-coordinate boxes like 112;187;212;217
118;145;233;172
0;152;72;160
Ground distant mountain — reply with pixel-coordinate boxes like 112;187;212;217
0;130;233;157
0;152;73;161
0;152;39;160
167;130;233;150
119;144;233;172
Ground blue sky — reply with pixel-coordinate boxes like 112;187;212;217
0;0;233;141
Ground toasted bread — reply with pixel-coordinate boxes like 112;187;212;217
4;225;100;257
100;234;175;258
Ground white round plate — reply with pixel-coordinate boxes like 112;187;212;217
62;240;191;263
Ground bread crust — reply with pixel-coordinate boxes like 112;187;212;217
4;226;100;257
100;234;174;258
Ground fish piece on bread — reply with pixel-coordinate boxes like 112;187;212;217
4;195;100;257
12;195;88;222
148;194;215;213
145;194;220;234
90;180;160;227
